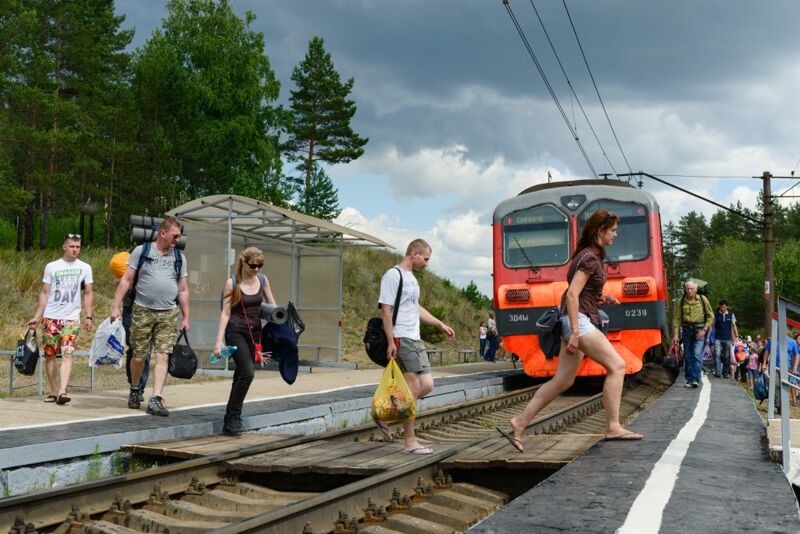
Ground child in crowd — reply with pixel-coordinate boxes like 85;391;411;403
746;346;759;387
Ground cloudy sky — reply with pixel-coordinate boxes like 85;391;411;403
116;0;800;294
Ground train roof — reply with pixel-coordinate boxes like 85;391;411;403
493;179;660;221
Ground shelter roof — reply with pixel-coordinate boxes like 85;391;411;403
168;195;391;248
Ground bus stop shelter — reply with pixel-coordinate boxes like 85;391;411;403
167;195;390;365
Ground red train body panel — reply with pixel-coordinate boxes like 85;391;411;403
492;180;668;377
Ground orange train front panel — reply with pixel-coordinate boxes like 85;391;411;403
496;276;665;377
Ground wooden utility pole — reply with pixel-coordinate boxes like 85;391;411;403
763;171;774;338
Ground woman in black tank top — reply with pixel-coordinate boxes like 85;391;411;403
498;210;643;453
214;247;276;436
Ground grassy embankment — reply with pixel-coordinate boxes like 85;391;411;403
0;246;488;395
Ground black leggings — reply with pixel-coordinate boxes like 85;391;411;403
224;326;258;424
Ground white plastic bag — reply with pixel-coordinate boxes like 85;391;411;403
89;318;126;368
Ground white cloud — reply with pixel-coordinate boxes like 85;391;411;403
335;207;494;296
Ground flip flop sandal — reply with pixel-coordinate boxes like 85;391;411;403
496;427;524;453
402;447;434;455
43;395;57;403
56;393;71;405
603;432;643;441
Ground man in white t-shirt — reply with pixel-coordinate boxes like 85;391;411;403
379;238;454;454
27;234;94;405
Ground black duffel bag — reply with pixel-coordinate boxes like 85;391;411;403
364;267;403;367
14;329;39;376
534;307;562;359
168;329;198;379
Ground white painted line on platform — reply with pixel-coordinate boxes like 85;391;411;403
617;374;711;534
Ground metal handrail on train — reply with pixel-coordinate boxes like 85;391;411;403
774;296;800;476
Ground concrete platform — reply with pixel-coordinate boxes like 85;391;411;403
0;361;524;470
469;373;800;533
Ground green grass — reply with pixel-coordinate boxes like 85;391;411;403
341;246;488;367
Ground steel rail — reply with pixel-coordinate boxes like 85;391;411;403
211;392;605;533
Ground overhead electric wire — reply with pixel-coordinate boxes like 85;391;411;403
776;180;800;198
619;172;762;225
501;0;599;179
527;0;618;176
562;0;633;175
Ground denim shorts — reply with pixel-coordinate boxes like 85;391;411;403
560;313;597;341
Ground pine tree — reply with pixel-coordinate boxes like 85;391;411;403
301;165;341;221
283;36;368;210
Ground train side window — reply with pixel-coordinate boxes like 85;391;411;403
502;205;569;268
579;200;650;262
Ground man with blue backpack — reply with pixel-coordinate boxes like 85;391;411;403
110;216;189;416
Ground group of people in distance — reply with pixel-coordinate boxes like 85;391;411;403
671;280;797;397
26;217;277;436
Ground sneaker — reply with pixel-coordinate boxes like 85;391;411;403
684;383;693;388
128;388;141;409
691;381;699;388
146;395;169;417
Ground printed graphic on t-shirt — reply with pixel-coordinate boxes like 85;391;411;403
43;259;92;321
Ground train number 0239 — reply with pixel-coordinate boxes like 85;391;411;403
624;308;648;318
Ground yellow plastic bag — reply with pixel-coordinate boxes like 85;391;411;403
371;358;416;423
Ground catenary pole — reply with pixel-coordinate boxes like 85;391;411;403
763;171;774;340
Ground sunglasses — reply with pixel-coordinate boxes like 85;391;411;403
247;263;263;270
65;233;82;240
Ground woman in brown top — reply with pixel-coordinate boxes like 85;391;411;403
215;247;277;436
499;209;643;452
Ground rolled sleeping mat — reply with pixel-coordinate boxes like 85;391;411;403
260;303;288;325
130;227;186;250
130;215;184;232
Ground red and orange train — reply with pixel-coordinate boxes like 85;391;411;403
492;180;668;377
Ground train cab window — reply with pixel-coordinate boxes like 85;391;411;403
579;200;649;262
503;205;569;267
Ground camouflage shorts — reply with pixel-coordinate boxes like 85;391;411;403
130;304;180;357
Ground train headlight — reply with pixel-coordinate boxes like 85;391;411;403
560;195;586;211
623;281;650;297
505;288;531;303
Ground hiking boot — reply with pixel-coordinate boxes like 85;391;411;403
146;395;169;417
128;388;141;409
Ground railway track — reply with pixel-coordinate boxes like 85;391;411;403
2;365;671;533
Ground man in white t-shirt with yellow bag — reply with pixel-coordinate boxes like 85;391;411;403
379;238;454;454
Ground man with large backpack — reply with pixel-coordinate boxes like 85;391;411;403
672;280;714;388
110;217;189;416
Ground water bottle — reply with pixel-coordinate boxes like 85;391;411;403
209;345;237;364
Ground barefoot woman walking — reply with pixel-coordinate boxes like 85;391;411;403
501;209;643;452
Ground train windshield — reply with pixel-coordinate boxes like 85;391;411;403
579;200;649;262
503;205;569;267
